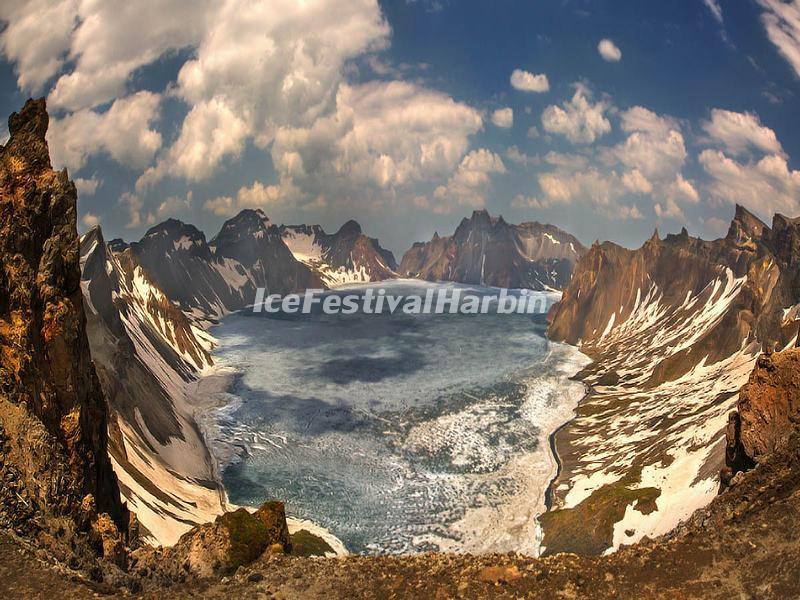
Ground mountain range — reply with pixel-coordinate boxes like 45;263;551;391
399;209;585;289
543;206;800;554
3;99;800;597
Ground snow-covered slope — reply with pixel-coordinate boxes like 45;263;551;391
80;227;226;546
280;220;397;287
129;210;323;317
543;206;800;555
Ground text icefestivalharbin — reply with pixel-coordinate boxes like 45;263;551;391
252;288;557;315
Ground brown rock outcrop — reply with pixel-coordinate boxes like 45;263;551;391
724;348;800;483
0;98;125;535
153;502;291;579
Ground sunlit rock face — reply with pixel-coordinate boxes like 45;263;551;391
280;220;397;287
542;205;800;555
399;209;586;290
0;98;125;534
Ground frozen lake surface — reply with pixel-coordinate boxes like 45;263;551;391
206;281;587;554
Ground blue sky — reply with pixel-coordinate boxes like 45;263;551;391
1;0;799;255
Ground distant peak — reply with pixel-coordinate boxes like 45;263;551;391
233;208;269;222
470;209;492;223
108;238;130;253
81;224;104;245
147;217;187;233
734;204;756;221
771;213;800;231
217;210;272;237
649;228;660;243
337;219;362;236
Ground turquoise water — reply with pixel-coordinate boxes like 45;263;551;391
207;281;585;554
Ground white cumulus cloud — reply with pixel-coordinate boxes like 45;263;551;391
74;176;101;196
47;91;162;173
204;182;284;217
491;107;514;129
541;87;611;144
269;80;483;205
702;108;783;157
81;212;100;228
510;69;549;93
0;0;78;94
598;39;622;62
433;148;506;212
700;149;800;217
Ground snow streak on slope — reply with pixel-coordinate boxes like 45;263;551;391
548;268;760;553
80;229;227;545
281;226;389;287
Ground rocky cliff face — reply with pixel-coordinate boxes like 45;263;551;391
542;205;800;555
0;97;132;589
550;206;799;351
0;99;124;531
280;220;397;286
399;210;585;290
723;348;800;483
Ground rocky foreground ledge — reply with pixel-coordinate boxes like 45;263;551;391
2;414;799;598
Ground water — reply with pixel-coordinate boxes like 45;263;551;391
206;281;588;555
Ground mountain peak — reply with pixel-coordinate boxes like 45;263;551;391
470;209;492;224
213;210;273;244
143;218;198;239
4;97;51;171
728;204;767;243
401;210;583;289
228;208;271;226
337;219;362;237
81;223;105;246
108;238;130;253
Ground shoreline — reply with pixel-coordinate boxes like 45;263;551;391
543;382;591;511
531;342;591;555
190;335;350;556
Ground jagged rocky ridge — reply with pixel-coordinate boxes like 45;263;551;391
543;206;800;555
399;209;586;290
0;99;131;575
280;220;398;285
80;226;225;546
126;210;322;319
